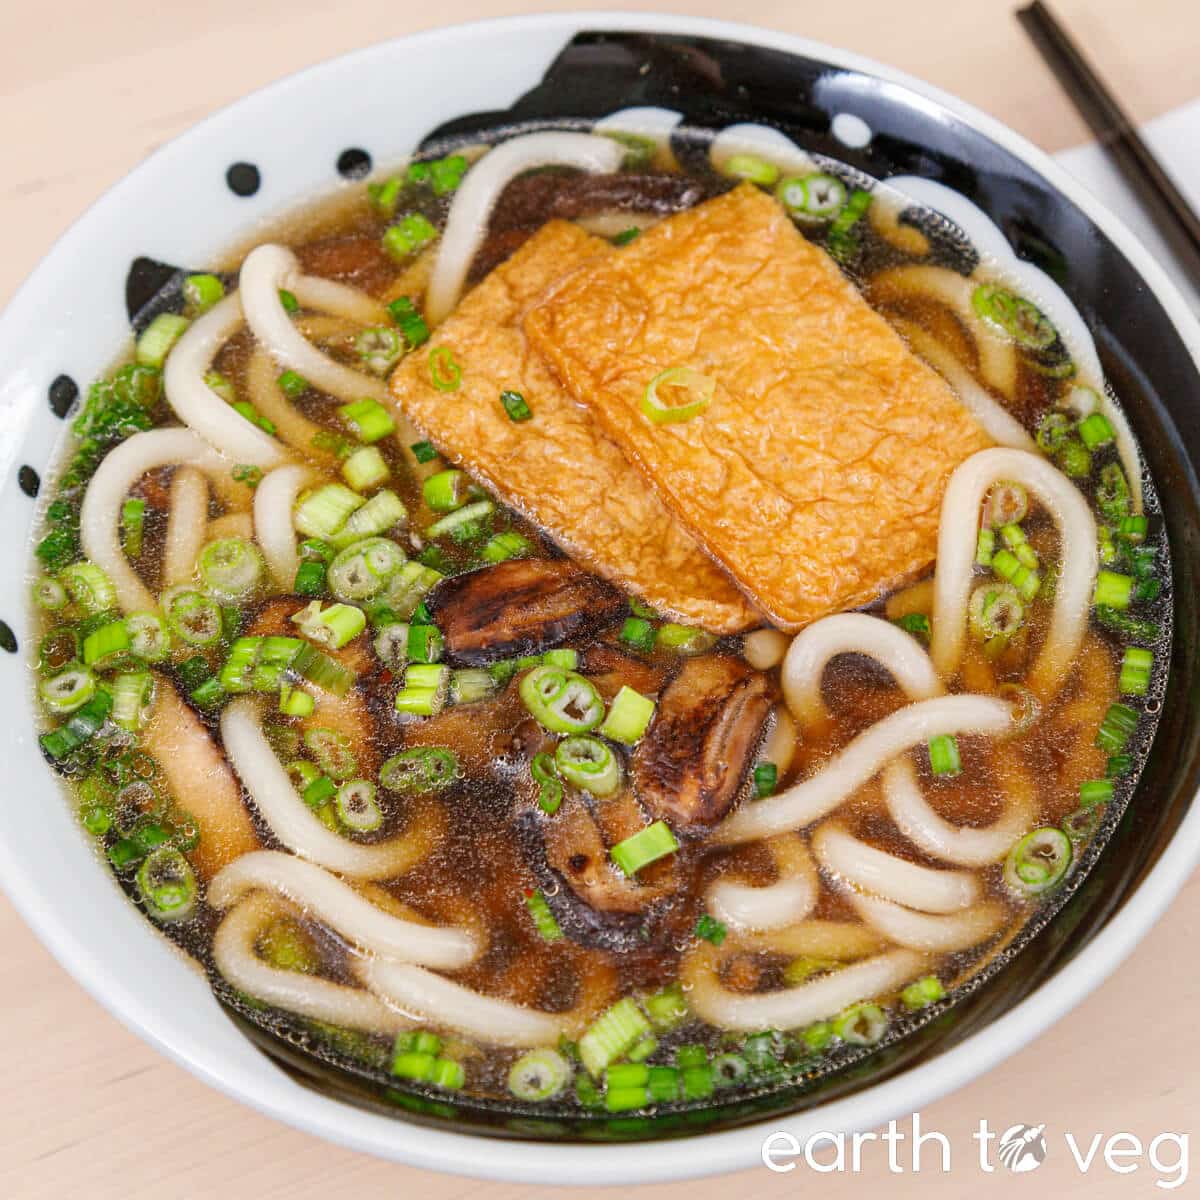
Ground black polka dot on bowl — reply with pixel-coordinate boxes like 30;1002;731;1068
226;162;261;197
337;148;372;180
0;622;15;655
17;466;39;498
48;374;78;419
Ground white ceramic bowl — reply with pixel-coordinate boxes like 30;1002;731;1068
2;13;1199;1185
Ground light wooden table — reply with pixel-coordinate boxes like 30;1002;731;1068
1;2;1196;1196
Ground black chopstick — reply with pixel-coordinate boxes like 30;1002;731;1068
1016;0;1200;290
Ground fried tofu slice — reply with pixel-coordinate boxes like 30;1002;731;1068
525;185;993;631
388;220;760;633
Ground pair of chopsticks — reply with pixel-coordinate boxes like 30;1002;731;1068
1017;0;1200;289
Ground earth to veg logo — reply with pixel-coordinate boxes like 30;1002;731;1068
762;1115;1189;1188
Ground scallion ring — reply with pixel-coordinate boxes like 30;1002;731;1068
777;172;847;220
967;582;1025;650
38;665;96;714
327;537;406;601
1003;827;1072;896
33;578;68;612
379;746;459;792
162;587;223;647
429;346;462;392
197;537;265;602
518;666;604;734
972;284;1057;351
136;846;198;923
302;727;358;781
125;612;170;662
554;735;622;798
335;779;383;832
641;367;715;425
355;327;405;376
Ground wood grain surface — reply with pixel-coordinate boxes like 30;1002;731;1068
1;1;1196;1196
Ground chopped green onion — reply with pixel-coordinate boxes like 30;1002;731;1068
218;637;264;694
409;439;437;463
1107;752;1135;777
681;1064;714;1101
892;612;931;643
1058;439;1092;478
338;397;396;445
643;982;687;1031
500;389;532;422
1094;569;1134;611
802;1021;834;1052
1063;804;1103;842
295;483;365;540
825;188;872;260
334;489;407;546
428;346;462;392
231;464;263;489
711;1053;750;1088
1097;463;1131;523
277;369;308;399
1078;411;1115;449
294;600;366;650
606;1062;649;1090
335;779;382;831
753;762;778;797
183;273;224;313
290;642;355;696
355;327;404;376
278;684;314;717
612;227;641;246
341;445;389;491
379;746;458;791
82;619;131;668
619;617;656;653
388;296;430;348
424;498;493;541
972;284;1057;350
833;1002;888;1045
1118;646;1153;696
598;685;656;745
33;577;68;612
1079;778;1114;807
407;622;444;664
124;612;169;662
991;548;1040;601
722;153;779;186
449;667;496;705
1004;826;1072;896
610;820;679;877
205;370;235;402
393;680;446;718
1094;605;1158;640
1119;514;1149;543
429;1057;465;1090
294;560;327;597
641;366;714;425
423;469;468;513
39;688;113;761
302;727;357;781
190;676;226;710
301;774;336;809
525;889;563;941
384;561;442;619
121;497;145;559
968;582;1025;656
482;531;533;563
60;561;116;615
136;846;197;922
555;735;622;797
1000;523;1039;569
327;537;406;602
901;975;946;1010
694;914;727;945
655;623;717;654
382;212;438;261
776;172;847;220
518;666;604;734
197;537;264;601
1096;702;1139;753
427;154;468;195
38;665;96;714
110;670;154;731
278;288;299;314
646;1065;679;1102
508;1047;570;1100
928;734;961;777
367;176;403;218
975;527;996;567
135;313;190;368
578;997;652;1077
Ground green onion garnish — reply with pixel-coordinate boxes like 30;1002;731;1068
928;734;961;777
612;227;641;246
598;685;656;746
1118;646;1153;697
641;366;714;425
524;889;563;941
183;273;225;314
121;497;145;559
1093;570;1134;611
1077;411;1115;449
610;821;679;877
1096;702;1139;753
410;439;437;463
753;762;778;797
388;296;430;348
891;612;930;642
578;998;652;1078
694;914;727;945
135;313;190;369
1080;778;1114;807
428;346;462;393
379;746;459;792
901;975;945;1010
500;389;532;422
278;289;299;313
619;616;656;653
338;397;396;445
382;212;438;262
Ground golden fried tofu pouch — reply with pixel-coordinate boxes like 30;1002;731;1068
525;185;993;631
388;220;760;633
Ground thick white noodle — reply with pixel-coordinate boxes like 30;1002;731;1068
209;851;478;969
715;694;1012;846
221;698;440;880
761;706;798;774
424;132;625;324
239;245;389;403
245;344;338;462
846;891;1007;954
163;293;288;467
212;894;413;1034
870;265;1018;398
682;947;928;1033
930;447;1098;698
359;959;574;1048
162;466;208;586
709;123;815;177
883;757;1032;866
254;463;317;588
707;834;818;932
79;428;229;612
893;318;1037;450
811;823;979;913
781;612;945;731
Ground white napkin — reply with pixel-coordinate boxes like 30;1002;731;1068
1053;97;1200;312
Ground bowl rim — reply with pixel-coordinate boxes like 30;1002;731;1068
3;10;1200;1185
